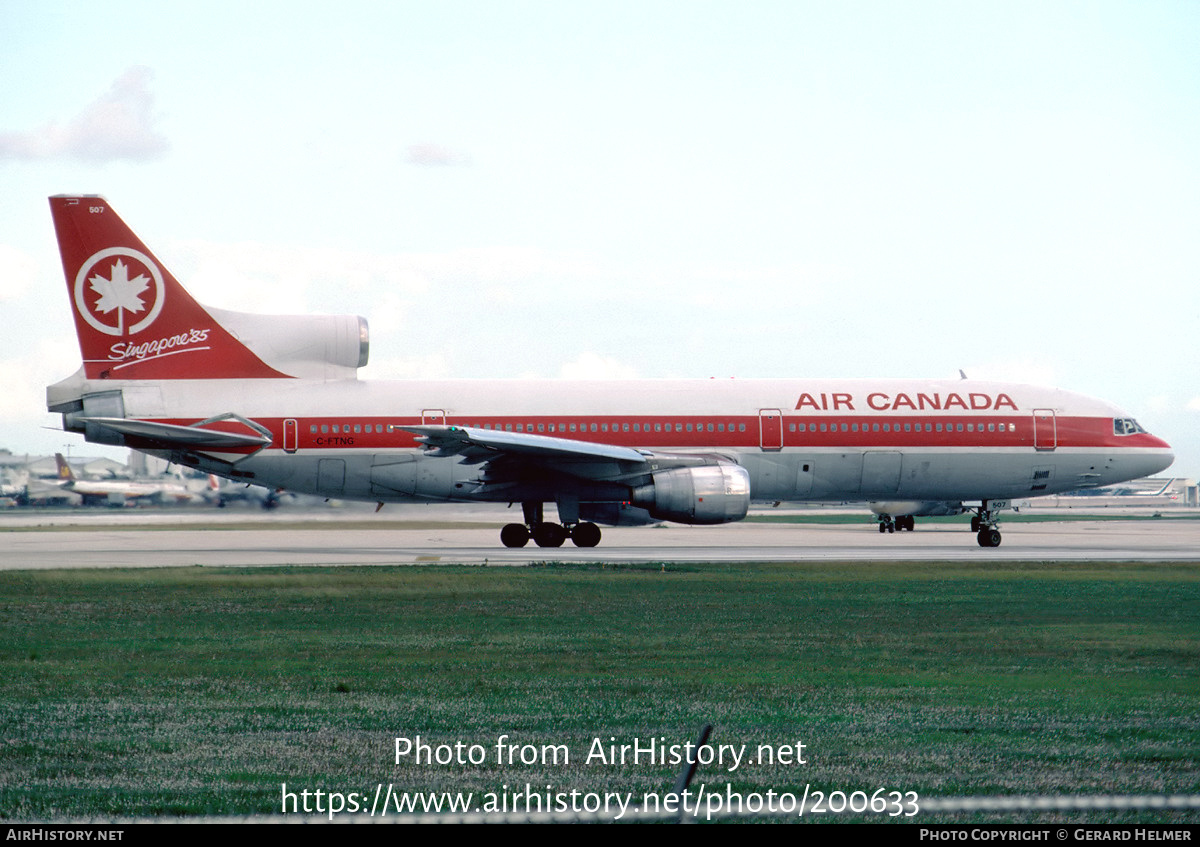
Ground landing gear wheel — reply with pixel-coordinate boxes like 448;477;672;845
971;515;982;533
500;523;530;548
976;528;1002;548
878;523;887;534
532;522;567;548
570;522;602;548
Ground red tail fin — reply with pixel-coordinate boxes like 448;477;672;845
49;196;288;380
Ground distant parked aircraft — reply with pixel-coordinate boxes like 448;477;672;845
54;453;194;507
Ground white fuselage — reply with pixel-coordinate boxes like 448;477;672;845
58;374;1173;507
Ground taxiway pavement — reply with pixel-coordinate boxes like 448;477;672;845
2;515;1197;569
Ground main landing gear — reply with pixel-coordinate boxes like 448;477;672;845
972;501;1003;548
500;501;602;548
877;514;916;533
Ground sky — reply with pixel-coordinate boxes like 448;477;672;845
1;1;1198;475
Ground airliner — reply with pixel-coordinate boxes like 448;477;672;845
53;452;195;507
45;196;1175;548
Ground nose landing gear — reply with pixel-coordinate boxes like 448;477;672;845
973;500;1006;547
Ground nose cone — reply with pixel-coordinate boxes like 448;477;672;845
1140;433;1175;477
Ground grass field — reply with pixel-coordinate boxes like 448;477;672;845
1;560;1198;823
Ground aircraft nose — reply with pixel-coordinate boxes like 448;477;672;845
1150;449;1175;476
1142;435;1175;476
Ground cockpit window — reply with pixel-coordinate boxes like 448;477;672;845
1113;418;1146;436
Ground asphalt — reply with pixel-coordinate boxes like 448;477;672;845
2;508;1197;569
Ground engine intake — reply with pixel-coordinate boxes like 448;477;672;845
631;464;751;524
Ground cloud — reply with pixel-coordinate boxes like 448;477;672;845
0;245;37;302
0;66;169;163
0;339;80;426
958;359;1058;386
166;239;432;315
1146;395;1172;414
1187;397;1200;413
363;351;453;380
406;143;471;167
559;352;639;380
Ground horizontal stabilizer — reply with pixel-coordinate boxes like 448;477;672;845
80;417;272;449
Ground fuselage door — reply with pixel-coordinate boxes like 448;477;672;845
759;409;783;451
1033;409;1057;451
861;451;902;496
422;409;447;425
283;419;298;453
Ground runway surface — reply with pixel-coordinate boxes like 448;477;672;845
3;513;1198;569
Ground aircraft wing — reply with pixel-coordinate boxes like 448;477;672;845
400;425;648;465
